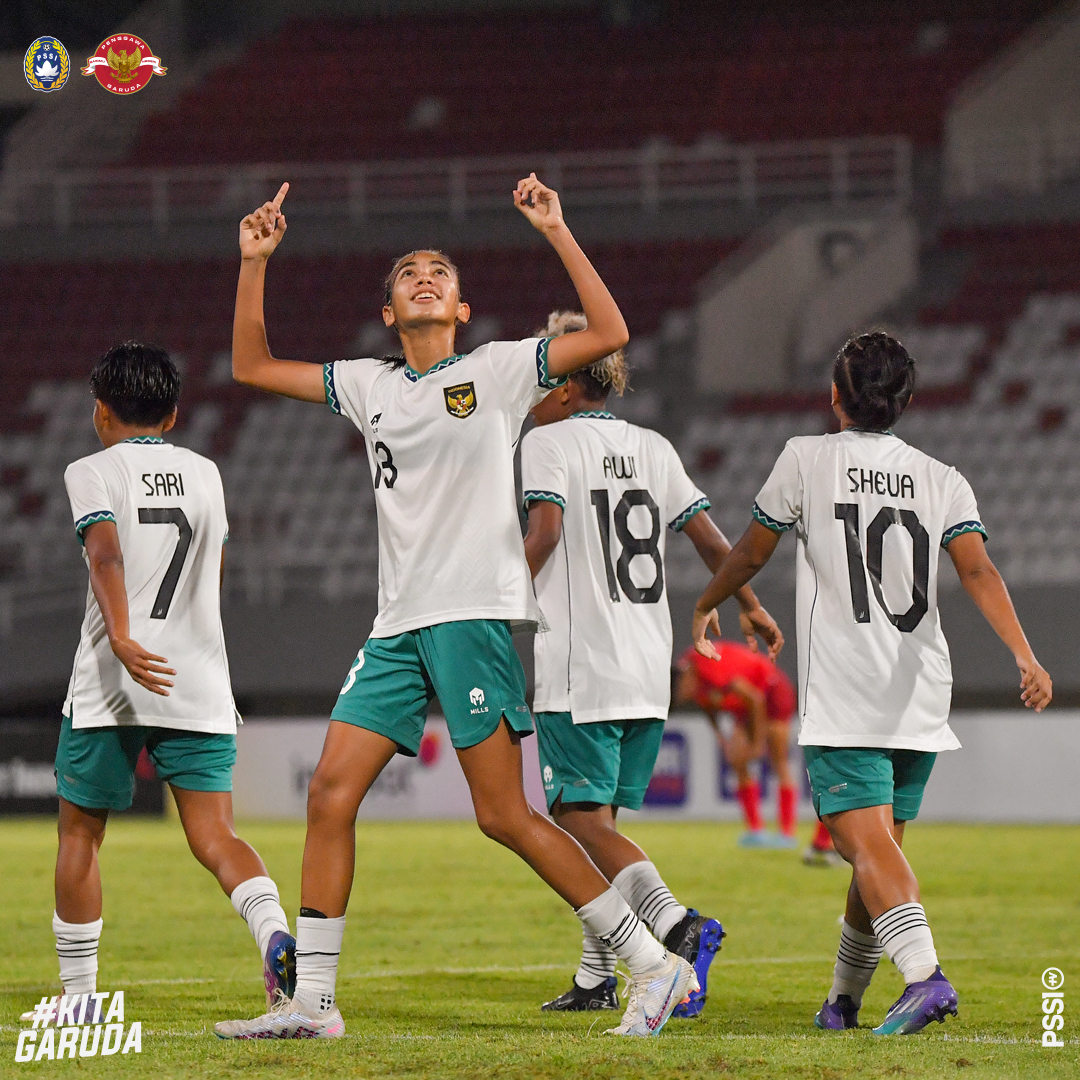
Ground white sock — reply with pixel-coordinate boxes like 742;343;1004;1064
611;861;687;945
828;921;883;1006
293;915;345;1014
230;876;290;958
871;902;938;984
52;912;102;996
575;886;666;978
574;926;617;989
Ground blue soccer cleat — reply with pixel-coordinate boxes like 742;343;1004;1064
263;930;296;1008
665;909;725;1018
814;993;860;1029
872;967;958;1035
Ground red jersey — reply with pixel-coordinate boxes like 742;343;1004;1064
680;642;796;723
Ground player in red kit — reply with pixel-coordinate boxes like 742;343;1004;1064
676;643;835;859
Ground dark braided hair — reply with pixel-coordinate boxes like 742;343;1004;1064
833;332;915;431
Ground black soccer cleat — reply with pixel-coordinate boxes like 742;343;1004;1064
664;909;725;1018
541;976;619;1011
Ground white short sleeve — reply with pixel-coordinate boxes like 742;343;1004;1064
521;428;568;511
485;338;564;416
662;439;710;531
324;358;381;429
64;458;115;543
941;470;987;548
753;440;803;534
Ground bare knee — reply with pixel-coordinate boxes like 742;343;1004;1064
475;801;532;848
307;763;358;826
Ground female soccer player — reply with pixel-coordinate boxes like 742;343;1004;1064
215;178;697;1039
691;332;1051;1035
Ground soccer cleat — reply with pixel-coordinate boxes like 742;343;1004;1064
770;832;800;850
263;930;297;1008
872;967;958;1035
541;976;619;1011
814;994;860;1029
213;996;345;1040
802;845;847;868
604;952;698;1037
665;910;725;1019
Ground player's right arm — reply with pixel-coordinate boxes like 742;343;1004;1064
82;521;176;696
524;501;563;578
233;182;325;403
947;531;1051;711
726;677;768;755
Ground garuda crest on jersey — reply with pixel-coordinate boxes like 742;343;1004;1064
82;34;166;95
444;382;477;419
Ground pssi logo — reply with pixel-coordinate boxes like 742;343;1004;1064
82;34;166;94
24;38;70;92
1042;968;1065;1048
469;687;489;714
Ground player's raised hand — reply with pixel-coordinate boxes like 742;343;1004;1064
739;605;784;661
110;637;176;697
513;173;564;234
692;605;722;662
1018;653;1052;712
239;182;289;260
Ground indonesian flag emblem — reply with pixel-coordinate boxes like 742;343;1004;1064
82;34;166;95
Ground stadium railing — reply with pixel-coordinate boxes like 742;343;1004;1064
0;137;911;233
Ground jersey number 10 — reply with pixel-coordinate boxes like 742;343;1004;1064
834;503;929;633
590;489;663;604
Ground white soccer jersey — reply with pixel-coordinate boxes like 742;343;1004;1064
521;412;709;723
753;429;986;752
325;338;562;637
63;437;237;733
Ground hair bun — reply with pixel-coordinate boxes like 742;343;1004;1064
833;332;916;430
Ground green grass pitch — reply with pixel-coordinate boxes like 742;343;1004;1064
2;817;1078;1078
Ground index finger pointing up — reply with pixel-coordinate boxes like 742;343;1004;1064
272;182;290;209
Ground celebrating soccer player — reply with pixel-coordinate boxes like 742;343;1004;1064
215;177;698;1039
522;310;782;1018
675;640;840;862
27;344;294;1024
691;332;1052;1035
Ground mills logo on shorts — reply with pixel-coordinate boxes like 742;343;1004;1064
444;382;477;419
469;687;489;715
82;34;166;95
24;38;70;92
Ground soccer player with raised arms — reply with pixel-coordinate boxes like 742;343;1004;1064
216;178;697;1039
521;311;782;1017
34;343;294;1021
690;332;1052;1034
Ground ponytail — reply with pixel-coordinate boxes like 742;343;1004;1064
833;332;915;431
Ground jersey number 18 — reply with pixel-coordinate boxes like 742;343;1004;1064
590;489;663;604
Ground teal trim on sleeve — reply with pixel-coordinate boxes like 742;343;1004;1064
752;502;796;534
536;338;567;390
523;489;566;512
74;510;116;545
324;362;340;414
669;496;711;532
941;520;987;548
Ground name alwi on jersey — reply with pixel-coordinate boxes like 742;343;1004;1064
142;472;184;497
603;455;637;479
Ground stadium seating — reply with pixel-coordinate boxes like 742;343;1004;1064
129;9;1042;167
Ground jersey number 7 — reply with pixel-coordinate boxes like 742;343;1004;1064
834;503;929;633
138;507;193;619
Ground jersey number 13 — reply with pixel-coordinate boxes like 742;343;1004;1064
834;503;928;633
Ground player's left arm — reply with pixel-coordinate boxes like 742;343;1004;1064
524;501;563;578
947;531;1051;711
83;521;176;696
692;520;781;659
514;174;628;376
681;511;783;659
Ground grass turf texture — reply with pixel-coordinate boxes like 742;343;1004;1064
2;819;1077;1079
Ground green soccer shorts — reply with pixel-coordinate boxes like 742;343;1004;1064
535;711;665;812
331;619;533;755
55;716;235;812
803;745;938;821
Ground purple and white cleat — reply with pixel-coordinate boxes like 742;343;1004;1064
263;930;296;1008
814;994;859;1030
872;967;958;1035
